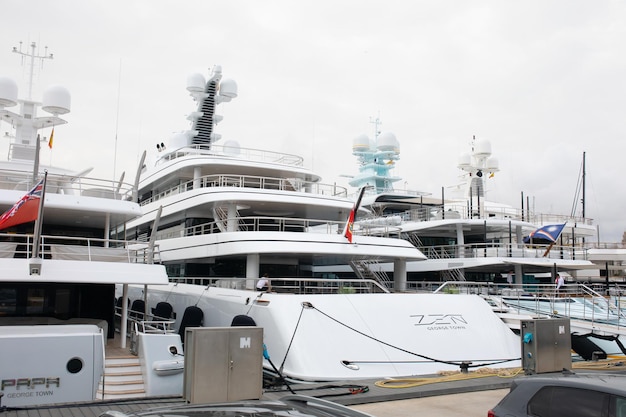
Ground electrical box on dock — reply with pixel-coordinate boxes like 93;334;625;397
183;327;263;404
521;318;571;374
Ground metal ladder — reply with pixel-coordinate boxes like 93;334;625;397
350;259;392;290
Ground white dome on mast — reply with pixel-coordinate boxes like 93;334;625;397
0;77;18;107
42;85;71;115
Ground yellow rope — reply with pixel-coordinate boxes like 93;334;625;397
375;359;626;389
374;367;524;389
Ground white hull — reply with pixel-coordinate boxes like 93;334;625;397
124;282;521;381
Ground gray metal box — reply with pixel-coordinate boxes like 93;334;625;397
184;326;263;403
521;318;571;374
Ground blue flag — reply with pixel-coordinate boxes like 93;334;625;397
524;223;566;244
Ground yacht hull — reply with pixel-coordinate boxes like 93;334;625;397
125;283;521;381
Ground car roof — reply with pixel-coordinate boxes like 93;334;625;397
100;395;375;417
513;372;626;396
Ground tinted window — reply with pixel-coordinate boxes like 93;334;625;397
528;386;609;417
613;396;626;417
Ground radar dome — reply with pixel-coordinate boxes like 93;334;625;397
486;157;499;172
42;85;71;115
376;132;399;152
186;73;206;93
169;132;191;149
219;79;238;98
352;134;371;152
458;153;471;169
0;77;18;107
223;140;241;156
473;139;492;157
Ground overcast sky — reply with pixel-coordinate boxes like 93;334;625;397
2;1;625;242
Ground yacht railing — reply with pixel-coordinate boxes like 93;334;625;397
0;168;134;199
156;216;346;240
168;276;389;294
427;281;626;329
360;202;594;227
418;242;588;261
154;144;304;168
140;173;347;206
0;233;158;264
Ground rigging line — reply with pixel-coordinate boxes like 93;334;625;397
279;304;306;371
164;282;178;303
570;157;584;217
194;285;210;306
312;305;519;367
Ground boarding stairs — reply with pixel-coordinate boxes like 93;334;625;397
214;206;248;232
350;259;392;290
97;356;145;400
408;234;466;281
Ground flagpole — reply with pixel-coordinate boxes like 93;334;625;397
32;171;48;260
32;134;41;185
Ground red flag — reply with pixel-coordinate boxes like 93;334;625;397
343;187;366;243
344;209;356;243
0;179;45;230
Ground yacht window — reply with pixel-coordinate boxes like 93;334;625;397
26;288;46;315
0;289;16;315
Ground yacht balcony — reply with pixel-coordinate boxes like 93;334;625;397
140;173;347;206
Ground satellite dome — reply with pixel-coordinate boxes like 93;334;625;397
223;140;241;156
376;132;399;152
169;131;191;149
458;153;471;169
473;139;492;157
352;134;371;152
219;79;238;98
186;73;206;93
0;77;18;107
486;157;499;172
42;85;71;115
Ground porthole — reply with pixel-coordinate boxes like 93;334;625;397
67;357;83;374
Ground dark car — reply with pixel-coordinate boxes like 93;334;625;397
100;395;374;417
488;372;626;417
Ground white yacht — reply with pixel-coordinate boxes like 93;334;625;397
342;125;626;362
0;43;172;408
343;129;598;283
123;65;522;382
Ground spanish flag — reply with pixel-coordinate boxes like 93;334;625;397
48;128;54;149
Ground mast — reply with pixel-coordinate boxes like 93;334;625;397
12;41;54;100
582;151;586;219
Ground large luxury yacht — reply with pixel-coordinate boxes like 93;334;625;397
122;65;522;382
0;42;171;407
342;128;599;284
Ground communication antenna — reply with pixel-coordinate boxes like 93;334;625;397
369;113;382;141
12;41;54;100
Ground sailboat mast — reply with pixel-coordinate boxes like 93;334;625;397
582;151;586;219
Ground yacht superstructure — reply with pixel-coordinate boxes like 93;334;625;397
345;129;600;283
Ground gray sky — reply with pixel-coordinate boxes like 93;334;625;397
2;0;625;242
